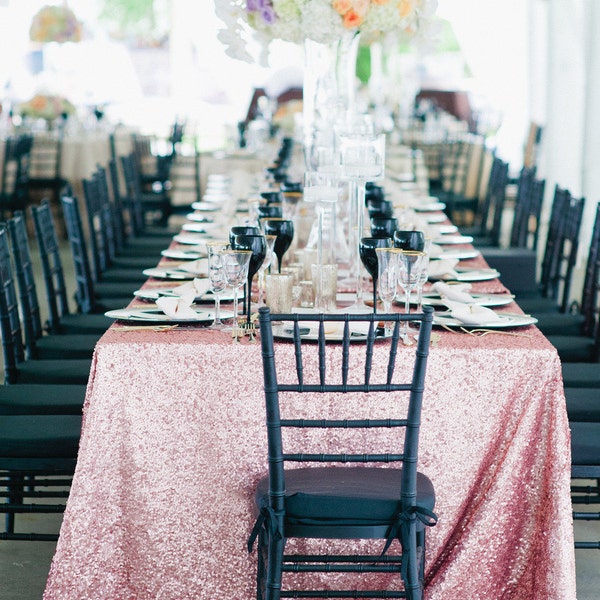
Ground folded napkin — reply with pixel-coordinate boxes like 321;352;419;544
432;281;475;303
428;243;444;259
176;258;208;276
427;258;459;280
171;278;212;298
443;300;501;326
155;290;198;319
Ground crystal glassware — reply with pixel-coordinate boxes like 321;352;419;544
393;229;425;251
359;236;393;313
231;233;267;324
261;218;294;273
396;250;426;341
221;249;252;332
205;240;230;330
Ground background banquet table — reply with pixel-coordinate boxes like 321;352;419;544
42;257;576;599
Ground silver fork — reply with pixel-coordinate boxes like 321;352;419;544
459;327;532;338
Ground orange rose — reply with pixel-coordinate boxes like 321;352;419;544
398;0;415;19
353;0;370;17
372;0;391;5
343;10;364;27
333;0;353;15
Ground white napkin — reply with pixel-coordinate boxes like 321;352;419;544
171;278;212;299
427;258;459;280
176;258;208;276
432;281;475;303
155;290;198;319
443;300;501;326
428;243;444;259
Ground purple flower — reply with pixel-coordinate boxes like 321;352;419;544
246;0;260;12
260;5;276;24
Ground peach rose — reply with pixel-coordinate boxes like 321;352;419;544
398;0;415;19
353;0;370;17
372;0;391;5
333;0;353;15
343;9;365;27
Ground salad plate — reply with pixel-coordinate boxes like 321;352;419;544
173;233;211;245
133;287;239;303
432;234;474;245
161;249;206;260
105;307;234;324
430;267;500;282
431;249;480;261
190;202;219;212
413;201;446;212
433;312;537;329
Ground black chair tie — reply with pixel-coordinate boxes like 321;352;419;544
381;505;438;580
248;505;283;553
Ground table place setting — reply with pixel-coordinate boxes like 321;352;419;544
142;257;209;280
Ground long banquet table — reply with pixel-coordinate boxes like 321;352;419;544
43;156;576;600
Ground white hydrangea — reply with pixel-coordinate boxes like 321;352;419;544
299;0;345;44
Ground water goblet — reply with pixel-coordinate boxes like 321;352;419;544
229;226;260;245
232;234;267;324
205;240;230;330
221;249;252;332
359;236;393;313
397;250;426;342
370;217;398;239
257;204;283;219
393;229;425;252
262;218;294;273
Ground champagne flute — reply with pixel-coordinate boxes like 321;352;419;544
416;238;433;312
262;218;294;273
229;226;260;313
393;229;425;251
221;249;252;332
205;240;230;330
358;236;393;313
397;250;426;342
257;234;277;306
232;234;267;323
376;247;399;333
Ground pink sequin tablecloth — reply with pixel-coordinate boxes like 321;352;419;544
43;313;576;599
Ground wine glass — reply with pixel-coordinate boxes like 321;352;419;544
396;250;426;342
370;217;398;239
376;247;399;333
257;204;283;219
232;234;267;324
261;218;294;273
221;249;252;332
359;236;393;313
205;241;230;330
229;226;260;245
393;230;425;251
257;234;277;306
416;238;433;312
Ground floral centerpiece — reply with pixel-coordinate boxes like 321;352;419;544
216;0;438;63
18;94;76;122
29;4;82;44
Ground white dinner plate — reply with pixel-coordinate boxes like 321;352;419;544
426;214;447;224
173;234;211;245
432;235;474;245
431;249;480;261
272;324;393;343
435;224;459;235
190;202;219;212
184;213;214;223
161;249;206;260
105;307;234;323
433;312;538;329
429;267;500;282
413;202;446;212
143;266;208;280
182;223;210;233
133;287;240;303
420;292;514;308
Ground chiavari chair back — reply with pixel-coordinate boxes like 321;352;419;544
250;306;437;600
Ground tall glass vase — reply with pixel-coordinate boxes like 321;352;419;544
303;31;360;171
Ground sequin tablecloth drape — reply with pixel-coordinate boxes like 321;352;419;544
43;320;575;599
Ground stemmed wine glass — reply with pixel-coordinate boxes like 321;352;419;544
370;217;398;239
257;234;277;306
376;247;399;333
396;250;426;342
358;236;393;313
261;218;294;273
205;240;230;330
393;230;425;251
338;132;386;312
221;249;252;332
229;226;260;313
231;234;267;324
